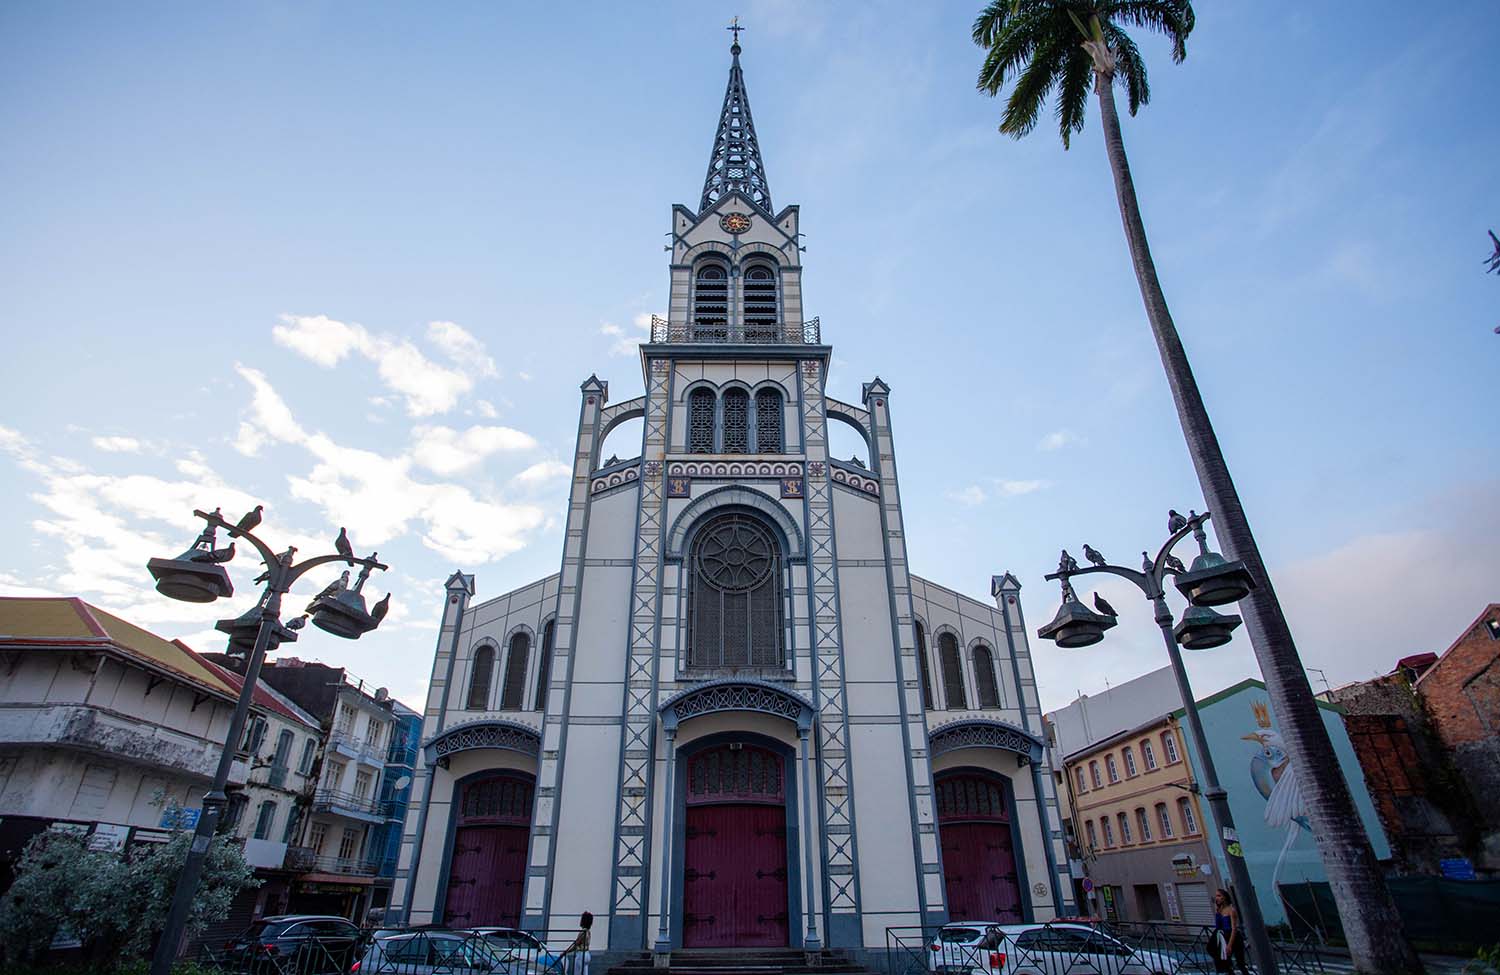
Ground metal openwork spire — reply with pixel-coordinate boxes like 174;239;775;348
700;19;772;213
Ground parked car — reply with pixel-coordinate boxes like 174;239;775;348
224;915;363;974
466;928;564;970
353;929;539;975
929;922;1182;975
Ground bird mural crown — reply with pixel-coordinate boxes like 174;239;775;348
1251;699;1273;729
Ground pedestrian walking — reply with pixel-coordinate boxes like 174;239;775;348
1211;888;1249;975
559;911;593;975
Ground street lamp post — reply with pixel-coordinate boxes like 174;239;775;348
145;507;390;975
1035;510;1277;975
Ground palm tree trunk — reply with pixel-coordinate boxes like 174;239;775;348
1091;73;1422;975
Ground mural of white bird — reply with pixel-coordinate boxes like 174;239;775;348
1242;700;1311;899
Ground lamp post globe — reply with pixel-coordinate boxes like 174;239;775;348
146;554;233;603
1036;596;1116;649
1173;550;1255;608
1173;605;1243;650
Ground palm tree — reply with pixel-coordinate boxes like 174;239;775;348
971;3;1422;973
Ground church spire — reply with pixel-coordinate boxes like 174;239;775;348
700;20;772;214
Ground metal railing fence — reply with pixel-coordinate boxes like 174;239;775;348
197;926;576;975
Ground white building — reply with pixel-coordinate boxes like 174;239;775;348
392;41;1073;954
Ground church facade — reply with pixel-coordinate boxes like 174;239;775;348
391;42;1075;954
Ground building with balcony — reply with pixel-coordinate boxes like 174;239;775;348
369;701;422;920
390;37;1072;954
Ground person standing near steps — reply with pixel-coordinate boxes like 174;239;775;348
558;911;593;975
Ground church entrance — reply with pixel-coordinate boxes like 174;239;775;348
443;773;533;928
682;743;789;948
936;772;1023;923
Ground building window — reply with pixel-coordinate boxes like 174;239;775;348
1085;819;1098;848
688;387;716;452
1156;802;1174;838
692;262;729;341
687;512;785;670
252;800;277;841
298;738;317;776
467;644;495;710
1101;817;1115;847
754;388;783;452
336;703;357;736
1141;738;1158;770
308;821;328;854
1162;731;1181;764
1123;745;1138;777
1179;798;1200;835
1075;767;1088;794
722;388;750;452
222;793;249;833
1118;812;1133;845
240;715;267;755
337;827;362;865
973;645;1001;709
326;760;348;791
1089;761;1102;789
1137;807;1152;841
353;770;372;800
742;263;780;341
1106;754;1120;783
500;631;530;710
915;622;934;710
535;619;555;712
938;632;967;709
282;805;302;844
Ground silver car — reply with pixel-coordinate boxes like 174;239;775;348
929;922;1183;975
353;930;535;975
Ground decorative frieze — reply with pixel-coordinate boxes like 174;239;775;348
667;460;802;479
591;464;641;494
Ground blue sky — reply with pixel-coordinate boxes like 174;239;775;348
2;1;1495;711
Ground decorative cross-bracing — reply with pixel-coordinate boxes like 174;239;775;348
701;40;772;213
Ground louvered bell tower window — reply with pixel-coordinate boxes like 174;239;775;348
742;264;779;342
688;388;716;453
939;632;967;709
688;513;784;670
754;388;782;453
692;263;729;341
722;389;750;452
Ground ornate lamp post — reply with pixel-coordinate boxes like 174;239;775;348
146;507;390;975
1035;510;1276;975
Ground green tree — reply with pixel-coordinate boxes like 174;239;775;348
970;3;1422;973
0;827;256;967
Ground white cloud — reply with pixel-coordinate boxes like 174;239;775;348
512;460;572;487
410;424;539;477
1037;430;1084;452
946;485;987;506
93;436;142;453
271;314;495;417
474;400;498;419
0;425;30;453
995;479;1049;496
601;315;654;358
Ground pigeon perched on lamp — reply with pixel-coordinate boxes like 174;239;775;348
234;505;264;534
334;527;353;559
1082;544;1106;567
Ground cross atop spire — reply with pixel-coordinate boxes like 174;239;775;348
700;24;772;213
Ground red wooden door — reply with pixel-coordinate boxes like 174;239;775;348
444;774;533;928
937;774;1023;923
682;744;789;947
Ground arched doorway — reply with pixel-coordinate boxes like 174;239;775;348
936;771;1023;923
682;742;789;947
443;773;533;928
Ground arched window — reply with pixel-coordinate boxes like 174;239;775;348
742;263;779;341
688;512;784;670
938;632;967;709
973;645;1000;708
467;645;495;710
722;388;750;453
688;388;716;453
535;619;554;712
692;262;729;341
272;728;293;771
252;800;277;841
915;621;934;710
500;631;530;711
754;388;783;453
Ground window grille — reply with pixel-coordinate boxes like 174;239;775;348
500;631;529;710
687;513;784;670
535;620;555;712
754;388;783;452
973;645;1000;708
688;388;716;452
459;774;534;825
692;263;729;341
742;263;779;341
687;744;784;804
935;774;1008;821
722;388;750;452
467;645;494;710
939;632;966;709
915;622;934;710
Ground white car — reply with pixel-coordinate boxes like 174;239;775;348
928;922;1183;975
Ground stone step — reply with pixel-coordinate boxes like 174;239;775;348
606;948;875;975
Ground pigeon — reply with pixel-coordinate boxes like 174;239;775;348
1167;509;1187;533
235;505;264;534
286;614;309;631
203;543;236;564
305;571;349;613
371;593;391;623
334;526;353;560
1164;555;1187;575
1094;592;1118;617
1082;544;1106;567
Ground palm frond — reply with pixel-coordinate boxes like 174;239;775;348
975;8;1052;94
1001;34;1068;138
1105;0;1194;62
1055;44;1094;148
1104;24;1149;114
